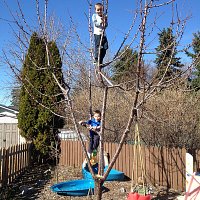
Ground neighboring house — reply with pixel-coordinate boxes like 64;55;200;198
59;129;87;141
0;104;26;148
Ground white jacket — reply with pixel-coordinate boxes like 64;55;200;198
92;13;108;35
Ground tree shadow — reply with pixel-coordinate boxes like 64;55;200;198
152;190;181;200
0;163;53;200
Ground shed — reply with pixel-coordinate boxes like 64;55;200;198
0;104;26;148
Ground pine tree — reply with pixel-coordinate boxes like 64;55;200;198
186;31;200;89
112;46;139;87
155;28;183;79
10;85;21;108
18;32;64;158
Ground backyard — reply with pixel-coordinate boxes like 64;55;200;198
0;163;181;200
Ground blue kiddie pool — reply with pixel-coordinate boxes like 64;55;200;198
82;164;124;181
51;179;95;196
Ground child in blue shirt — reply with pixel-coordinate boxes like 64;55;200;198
92;3;108;65
79;110;101;154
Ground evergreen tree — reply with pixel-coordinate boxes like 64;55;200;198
112;46;139;87
18;32;64;158
10;85;20;108
186;31;200;89
155;28;183;79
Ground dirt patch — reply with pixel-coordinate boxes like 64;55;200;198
0;164;181;200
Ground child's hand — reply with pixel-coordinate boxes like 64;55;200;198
96;126;100;132
87;125;92;130
90;126;100;133
102;15;107;26
79;121;87;127
92;126;97;131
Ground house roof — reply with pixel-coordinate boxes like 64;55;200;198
0;104;19;114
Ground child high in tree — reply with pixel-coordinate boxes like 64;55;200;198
92;3;108;65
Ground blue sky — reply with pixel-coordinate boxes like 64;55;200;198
0;0;199;106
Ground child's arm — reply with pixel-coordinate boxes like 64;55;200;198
103;15;108;28
78;121;87;127
92;14;104;27
79;120;93;130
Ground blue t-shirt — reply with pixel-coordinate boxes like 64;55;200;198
87;118;101;137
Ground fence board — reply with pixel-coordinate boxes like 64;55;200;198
66;141;69;166
77;141;81;166
62;139;66;165
172;148;177;188
125;144;129;176
130;144;134;183
118;144;123;173
144;146;150;184
110;143;116;168
9;146;13;183
1;148;7;186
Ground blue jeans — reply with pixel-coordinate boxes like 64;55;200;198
94;34;108;65
88;133;100;153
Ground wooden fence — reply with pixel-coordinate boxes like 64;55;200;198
59;140;189;191
0;142;32;187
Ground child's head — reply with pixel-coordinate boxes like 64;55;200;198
95;3;104;17
93;110;101;121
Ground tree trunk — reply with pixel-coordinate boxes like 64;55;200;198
95;179;104;200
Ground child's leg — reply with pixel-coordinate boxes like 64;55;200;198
103;36;108;50
99;36;108;65
94;34;101;62
93;134;100;151
100;49;106;65
88;136;94;154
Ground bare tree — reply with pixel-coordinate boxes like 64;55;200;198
2;0;198;199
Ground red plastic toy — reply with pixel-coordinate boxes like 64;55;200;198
127;192;151;200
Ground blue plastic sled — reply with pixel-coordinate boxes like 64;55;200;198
82;164;124;181
51;179;95;196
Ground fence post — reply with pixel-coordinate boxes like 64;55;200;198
27;142;32;165
2;148;9;186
